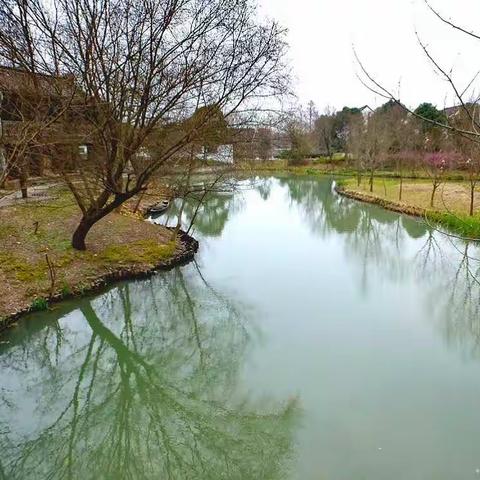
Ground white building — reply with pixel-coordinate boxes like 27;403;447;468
198;145;234;164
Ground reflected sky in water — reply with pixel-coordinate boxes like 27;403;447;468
2;176;480;479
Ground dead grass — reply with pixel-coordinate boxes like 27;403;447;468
343;178;480;216
0;186;180;319
340;177;480;239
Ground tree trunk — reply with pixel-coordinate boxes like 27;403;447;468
369;170;374;193
72;217;95;251
19;170;28;199
470;183;475;216
430;183;438;208
70;192;134;250
399;176;403;201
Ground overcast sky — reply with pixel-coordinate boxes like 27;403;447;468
258;0;480;113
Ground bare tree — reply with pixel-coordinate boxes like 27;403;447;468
0;0;288;249
285;119;311;164
307;100;318;131
347;108;390;192
314;107;336;160
449;107;480;215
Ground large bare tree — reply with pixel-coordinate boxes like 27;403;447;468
0;0;288;249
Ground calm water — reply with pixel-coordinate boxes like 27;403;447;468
2;175;480;479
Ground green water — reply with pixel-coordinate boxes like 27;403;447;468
2;176;480;479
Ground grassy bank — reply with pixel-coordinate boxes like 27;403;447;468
239;158;473;182
0;186;186;322
337;177;480;239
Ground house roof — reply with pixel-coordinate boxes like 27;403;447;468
0;65;76;98
444;103;479;117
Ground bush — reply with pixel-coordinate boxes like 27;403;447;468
31;297;49;311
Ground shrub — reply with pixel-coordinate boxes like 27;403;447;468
61;284;72;296
31;297;49;311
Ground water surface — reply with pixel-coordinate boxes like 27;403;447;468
2;176;480;479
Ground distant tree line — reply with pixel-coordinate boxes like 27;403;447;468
282;99;480;215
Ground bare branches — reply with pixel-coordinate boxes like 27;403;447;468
354;48;480;141
0;0;289;249
424;0;480;42
354;1;480;147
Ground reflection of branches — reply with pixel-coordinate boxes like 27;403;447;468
161;189;244;238
434;241;480;357
0;266;298;479
415;229;444;276
281;176;412;287
281;175;480;357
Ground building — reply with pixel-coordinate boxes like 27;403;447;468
0;66;94;181
197;145;234;164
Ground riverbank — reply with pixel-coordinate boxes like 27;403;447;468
236;159;476;182
335;179;480;240
0;186;198;329
240;161;480;239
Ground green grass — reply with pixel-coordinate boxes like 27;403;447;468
0;224;16;240
427;211;480;239
0;252;47;282
30;297;49;311
100;240;177;264
253;159;474;183
313;153;346;164
60;283;72;296
0;185;180;318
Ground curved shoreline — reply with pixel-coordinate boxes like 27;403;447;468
0;229;199;332
335;184;480;242
334;184;427;218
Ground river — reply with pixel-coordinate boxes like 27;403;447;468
1;175;480;479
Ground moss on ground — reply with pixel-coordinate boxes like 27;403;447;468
0;187;181;319
100;240;176;264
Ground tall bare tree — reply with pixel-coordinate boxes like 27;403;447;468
0;0;288;249
314;107;337;160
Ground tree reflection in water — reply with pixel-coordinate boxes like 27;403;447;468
280;175;480;358
3;175;480;478
173;175;480;360
0;266;298;480
161;179;245;238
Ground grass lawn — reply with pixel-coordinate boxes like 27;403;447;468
342;177;480;214
341;177;480;239
0;187;178;320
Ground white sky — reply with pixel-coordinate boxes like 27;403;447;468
258;0;480;112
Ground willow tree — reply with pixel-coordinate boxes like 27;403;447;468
0;0;288;249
